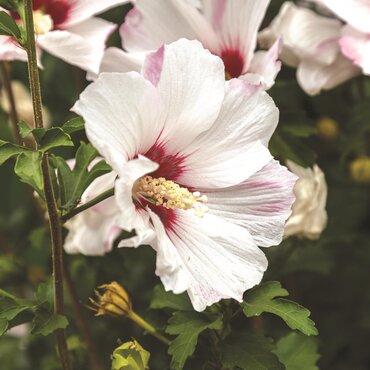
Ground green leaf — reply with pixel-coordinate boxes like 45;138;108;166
166;311;222;370
38;127;73;152
273;332;320;370
0;0;18;11
242;281;318;336
0;296;30;321
18;120;33;138
14;151;43;194
111;340;150;370
0;139;30;166
31;308;68;336
0;318;8;336
221;334;284;370
62;117;85;134
0;11;21;40
150;284;193;311
35;280;53;308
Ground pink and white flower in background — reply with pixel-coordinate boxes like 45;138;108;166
284;161;328;240
73;39;297;311
94;0;281;88
314;0;370;76
259;2;360;95
0;0;129;74
64;163;121;256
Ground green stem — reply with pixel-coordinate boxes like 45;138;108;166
129;311;171;345
24;1;71;369
62;187;115;222
0;62;23;144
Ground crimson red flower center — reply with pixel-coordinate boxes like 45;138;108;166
220;49;245;78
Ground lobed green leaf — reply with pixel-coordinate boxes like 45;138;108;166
31;307;68;336
150;284;193;311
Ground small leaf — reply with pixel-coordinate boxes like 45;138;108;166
18;120;33;138
0;0;18;11
0;296;30;321
166;311;222;370
221;334;284;370
14;152;43;194
111;340;150;370
0;11;21;40
0;318;8;336
31;308;68;336
62;117;85;134
35;280;53;308
0;139;29;166
273;332;320;370
242;281;318;336
150;284;193;311
39;127;73;152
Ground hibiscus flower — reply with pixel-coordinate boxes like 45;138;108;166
259;1;360;95
94;0;281;88
73;39;296;311
0;0;129;73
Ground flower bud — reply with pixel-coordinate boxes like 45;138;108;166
350;156;370;184
111;340;150;370
316;116;338;140
89;281;132;317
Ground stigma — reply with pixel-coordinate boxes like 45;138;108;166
134;176;208;217
33;10;53;34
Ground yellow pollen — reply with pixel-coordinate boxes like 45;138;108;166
134;176;208;217
33;10;54;35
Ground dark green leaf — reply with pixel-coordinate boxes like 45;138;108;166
242;281;318;336
35;280;53;308
14;151;43;193
150;284;193;311
221;334;284;370
0;296;30;321
39;127;73;152
31;308;68;336
0;11;21;40
0;318;8;336
166;311;222;370
0;0;18;11
62;117;85;134
273;332;320;370
17;120;33;138
0;139;30;166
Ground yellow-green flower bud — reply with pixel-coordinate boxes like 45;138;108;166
316;117;338;140
111;340;150;370
350;156;370;184
89;281;132;317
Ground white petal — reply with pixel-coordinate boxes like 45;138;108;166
202;0;270;71
64;0;129;27
152;210;267;311
248;38;282;89
205;159;297;248
114;156;159;233
142;39;225;153
72;72;164;173
320;0;370;33
340;25;370;76
88;47;144;80
64;171;121;256
297;53;361;95
179;79;277;188
120;0;217;53
38;18;116;73
259;2;342;67
0;36;28;62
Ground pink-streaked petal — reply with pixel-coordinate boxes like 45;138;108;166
205;159;297;248
339;25;370;76
319;0;370;34
179;79;277;188
72;72;165;173
63;0;129;27
247;38;282;89
202;0;271;72
145;39;225;154
152;210;267;311
64;171;121;256
259;2;342;67
120;0;218;53
38;18;116;74
297;53;361;95
87;47;144;80
115;156;159;233
0;36;28;62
